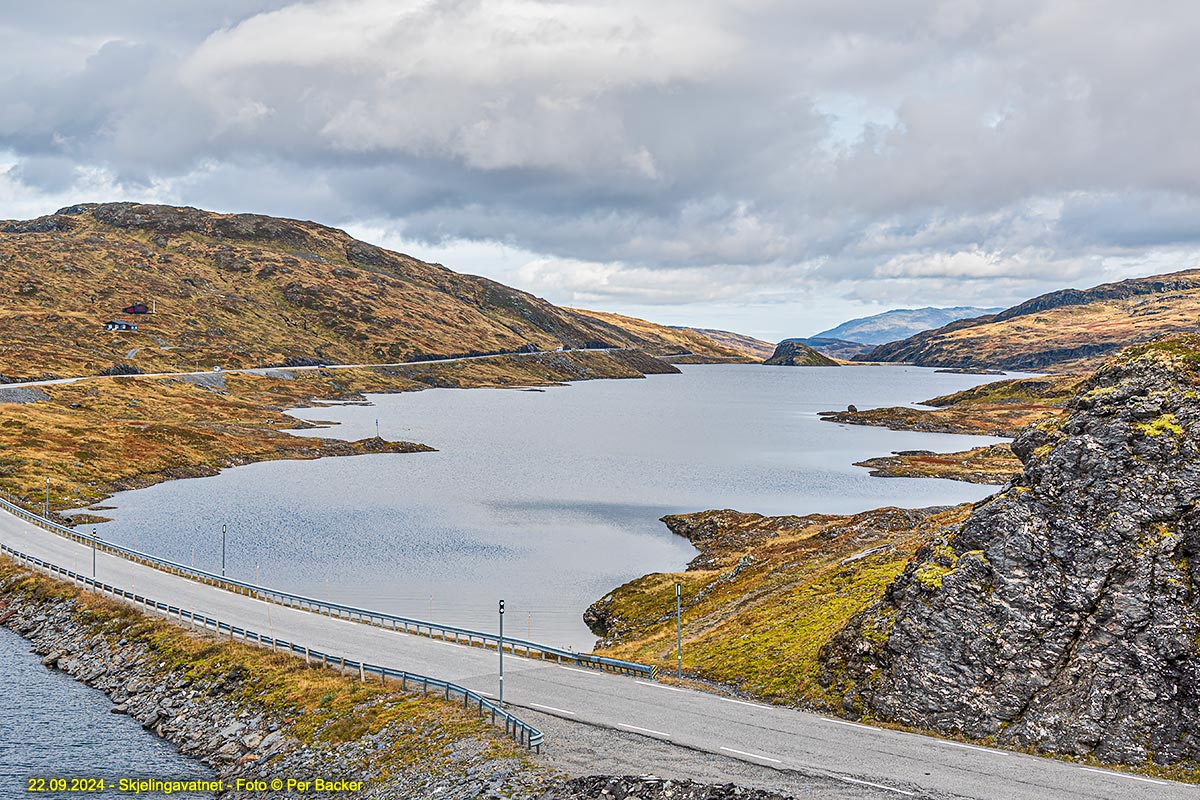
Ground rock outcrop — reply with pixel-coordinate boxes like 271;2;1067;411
762;341;838;367
820;337;1200;766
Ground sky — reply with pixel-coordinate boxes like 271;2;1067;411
2;1;1199;341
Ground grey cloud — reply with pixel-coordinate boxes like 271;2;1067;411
1;0;1199;333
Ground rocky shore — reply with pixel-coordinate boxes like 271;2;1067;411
0;567;560;799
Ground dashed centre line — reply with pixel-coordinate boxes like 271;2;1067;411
617;723;671;738
720;746;782;764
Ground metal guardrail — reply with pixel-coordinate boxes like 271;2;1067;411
0;496;656;680
0;541;543;750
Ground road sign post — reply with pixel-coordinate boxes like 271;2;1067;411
499;599;506;708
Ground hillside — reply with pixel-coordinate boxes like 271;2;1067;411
812;306;1001;345
0;202;736;381
676;327;775;360
567;309;751;362
863;269;1200;370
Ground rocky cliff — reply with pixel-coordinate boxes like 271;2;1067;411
820;337;1200;767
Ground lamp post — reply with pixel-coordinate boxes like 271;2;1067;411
91;529;98;579
221;524;227;577
676;582;682;681
44;477;49;519
498;599;505;708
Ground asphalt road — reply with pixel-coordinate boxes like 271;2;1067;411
0;349;614;391
0;509;1191;800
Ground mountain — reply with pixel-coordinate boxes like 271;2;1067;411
674;327;776;360
0;202;743;381
813;306;1003;345
763;340;839;366
862;269;1200;371
789;337;874;360
821;337;1200;766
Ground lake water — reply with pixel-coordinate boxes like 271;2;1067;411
88;364;1016;650
0;626;212;799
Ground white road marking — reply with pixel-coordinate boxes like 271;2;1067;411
720;746;782;764
637;680;683;692
558;666;602;676
617;723;671;738
720;697;772;710
1078;767;1171;786
830;719;878;732
834;776;916;796
941;741;1007;756
529;702;576;716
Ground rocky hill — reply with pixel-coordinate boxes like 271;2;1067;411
0;203;741;381
812;306;1001;345
822;337;1200;768
862;269;1200;371
762;340;838;366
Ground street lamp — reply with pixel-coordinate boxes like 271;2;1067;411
221;524;227;577
498;599;505;708
676;582;682;681
91;529;98;580
43;477;49;519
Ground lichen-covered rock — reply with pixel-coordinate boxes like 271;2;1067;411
820;336;1200;766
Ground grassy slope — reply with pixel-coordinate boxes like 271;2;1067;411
568;309;752;362
863;269;1200;371
0;203;734;381
590;506;970;704
683;328;777;360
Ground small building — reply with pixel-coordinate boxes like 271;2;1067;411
123;302;150;314
104;320;137;332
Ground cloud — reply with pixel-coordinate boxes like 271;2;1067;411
1;1;1199;338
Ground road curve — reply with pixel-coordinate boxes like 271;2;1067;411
0;508;1191;800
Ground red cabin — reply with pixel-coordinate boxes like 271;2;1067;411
123;302;150;314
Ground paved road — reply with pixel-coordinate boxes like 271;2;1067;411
0;509;1191;800
0;349;616;391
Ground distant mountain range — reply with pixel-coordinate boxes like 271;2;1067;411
863;270;1200;371
811;307;1004;346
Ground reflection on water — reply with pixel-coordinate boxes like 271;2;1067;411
94;365;1018;649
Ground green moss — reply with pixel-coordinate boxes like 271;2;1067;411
914;561;953;589
1136;413;1184;437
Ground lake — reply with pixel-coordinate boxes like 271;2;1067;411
89;364;1016;650
0;627;212;799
